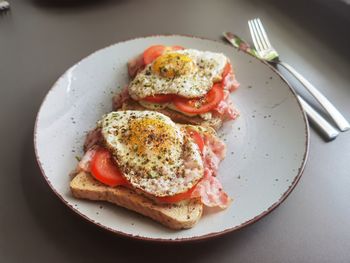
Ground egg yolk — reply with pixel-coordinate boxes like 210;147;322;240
128;118;177;154
152;53;194;78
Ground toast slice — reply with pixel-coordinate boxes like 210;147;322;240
70;172;203;229
120;99;223;131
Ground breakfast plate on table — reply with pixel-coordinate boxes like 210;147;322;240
34;35;309;242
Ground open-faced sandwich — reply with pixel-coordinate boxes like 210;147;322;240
70;110;231;229
113;45;240;130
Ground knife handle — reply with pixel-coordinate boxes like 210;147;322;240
298;95;339;140
278;61;350;132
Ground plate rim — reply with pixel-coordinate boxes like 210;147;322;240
33;34;310;243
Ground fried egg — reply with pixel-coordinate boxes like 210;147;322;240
128;49;228;100
100;111;204;197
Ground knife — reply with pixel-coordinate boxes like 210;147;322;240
223;32;339;141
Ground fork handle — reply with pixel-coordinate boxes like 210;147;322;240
277;61;350;131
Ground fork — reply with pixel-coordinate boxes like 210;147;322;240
248;18;350;132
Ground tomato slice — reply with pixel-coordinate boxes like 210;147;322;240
143;45;185;65
90;148;128;187
142;94;175;103
143;45;167;65
157;184;197;203
171;45;184;51
187;129;204;152
173;83;224;114
222;62;232;78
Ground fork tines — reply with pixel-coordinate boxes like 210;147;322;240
248;18;272;52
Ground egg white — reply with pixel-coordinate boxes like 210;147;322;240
100;111;204;197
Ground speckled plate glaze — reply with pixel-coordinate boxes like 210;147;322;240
34;35;309;242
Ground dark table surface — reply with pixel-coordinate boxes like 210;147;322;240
1;0;350;262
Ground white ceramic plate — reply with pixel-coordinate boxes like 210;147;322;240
34;35;309;242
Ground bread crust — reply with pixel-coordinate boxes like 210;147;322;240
70;172;203;229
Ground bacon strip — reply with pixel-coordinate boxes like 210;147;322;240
112;85;131;110
191;133;231;209
78;146;98;172
223;71;240;92
127;54;145;79
214;90;239;120
84;128;103;151
212;68;240;120
202;132;226;176
192;169;232;209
